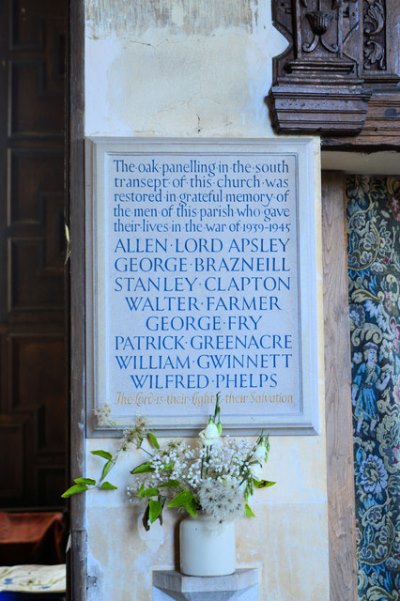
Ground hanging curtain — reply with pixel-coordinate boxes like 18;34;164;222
347;175;400;601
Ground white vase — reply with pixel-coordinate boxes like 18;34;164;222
179;513;236;576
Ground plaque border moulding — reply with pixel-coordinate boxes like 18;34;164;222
269;0;400;136
85;137;321;438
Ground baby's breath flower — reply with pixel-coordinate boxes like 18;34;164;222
126;482;147;506
120;416;148;451
94;404;114;427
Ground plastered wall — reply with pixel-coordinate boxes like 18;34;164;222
85;0;279;138
83;2;330;599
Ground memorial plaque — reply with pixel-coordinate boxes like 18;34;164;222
86;138;321;435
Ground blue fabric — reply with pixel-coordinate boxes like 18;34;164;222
347;176;400;600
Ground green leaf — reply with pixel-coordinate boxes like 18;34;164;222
167;490;194;509
91;450;113;461
99;481;118;490
244;503;256;518
149;499;163;523
252;479;276;489
166;489;198;517
159;480;180;488
74;477;96;486
243;480;254;501
100;459;115;482
131;461;155;475
184;499;198;518
147;432;160;449
167;491;189;508
61;483;88;498
214;392;221;420
137;487;159;498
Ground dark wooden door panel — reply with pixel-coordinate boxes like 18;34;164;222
0;414;27;502
8;150;64;226
0;0;67;509
9;238;64;312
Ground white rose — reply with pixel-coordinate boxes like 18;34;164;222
199;421;221;446
249;463;263;481
253;444;266;462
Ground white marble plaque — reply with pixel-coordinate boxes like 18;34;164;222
86;138;321;435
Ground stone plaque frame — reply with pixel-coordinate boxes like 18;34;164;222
85;137;321;436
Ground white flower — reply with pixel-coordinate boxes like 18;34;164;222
249;463;263;481
198;479;244;521
199;421;221;446
94;403;114;427
253;443;267;462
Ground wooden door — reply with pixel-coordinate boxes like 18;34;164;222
0;0;67;508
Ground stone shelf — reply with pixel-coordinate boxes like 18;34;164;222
152;568;259;600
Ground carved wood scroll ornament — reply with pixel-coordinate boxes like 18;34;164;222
269;0;400;135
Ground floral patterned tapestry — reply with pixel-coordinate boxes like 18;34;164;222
347;176;400;601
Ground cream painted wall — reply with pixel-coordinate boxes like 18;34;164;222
83;2;329;600
85;0;280;138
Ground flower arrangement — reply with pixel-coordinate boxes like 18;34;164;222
62;394;275;530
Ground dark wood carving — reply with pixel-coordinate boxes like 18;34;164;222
269;0;400;137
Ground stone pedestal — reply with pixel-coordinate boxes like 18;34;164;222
152;569;259;601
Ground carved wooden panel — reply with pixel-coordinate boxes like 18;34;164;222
0;415;26;502
7;334;65;412
361;0;400;84
10;60;64;136
9;237;64;312
0;410;65;506
269;0;400;139
11;0;53;49
8;238;63;312
8;150;64;226
9;0;65;137
323;92;400;147
36;466;66;506
0;0;67;508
